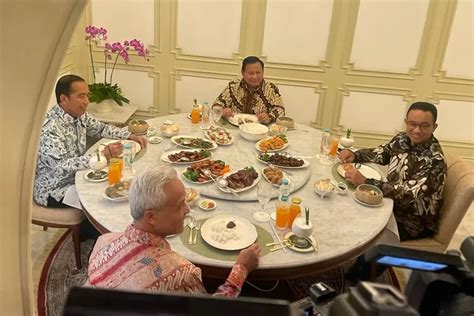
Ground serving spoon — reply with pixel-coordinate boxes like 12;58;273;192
216;177;240;197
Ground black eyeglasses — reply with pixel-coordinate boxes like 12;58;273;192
405;120;432;131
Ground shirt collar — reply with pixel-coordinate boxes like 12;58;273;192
124;224;170;248
53;103;84;124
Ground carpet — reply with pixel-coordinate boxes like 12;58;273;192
38;231;400;315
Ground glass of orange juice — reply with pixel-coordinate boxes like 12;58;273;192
275;200;290;229
328;136;339;157
288;197;302;228
108;158;122;185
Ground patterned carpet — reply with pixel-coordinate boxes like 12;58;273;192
37;231;400;315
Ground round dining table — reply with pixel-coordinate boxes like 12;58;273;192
76;113;393;280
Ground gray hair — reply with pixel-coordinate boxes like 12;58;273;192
128;164;178;220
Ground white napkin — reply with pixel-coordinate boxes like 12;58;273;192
63;185;84;210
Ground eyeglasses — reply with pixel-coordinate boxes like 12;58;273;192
405;120;432;131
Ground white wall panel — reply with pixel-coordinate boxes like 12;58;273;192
175;76;231;113
351;0;429;72
340;92;406;134
92;0;154;45
97;68;154;111
435;99;474;142
278;85;319;126
442;0;474;79
263;0;333;65
176;0;241;57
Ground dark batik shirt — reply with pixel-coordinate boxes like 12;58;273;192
213;79;285;123
353;132;446;238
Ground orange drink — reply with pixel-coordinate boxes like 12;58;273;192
191;105;200;124
288;197;302;228
275;201;290;229
329;137;339;157
108;158;122;185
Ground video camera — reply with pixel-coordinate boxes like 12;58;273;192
297;236;474;316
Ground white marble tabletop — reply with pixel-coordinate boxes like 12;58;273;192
76;113;393;273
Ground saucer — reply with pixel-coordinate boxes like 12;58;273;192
149;136;163;144
284;232;317;253
199;199;217;211
84;169;108;182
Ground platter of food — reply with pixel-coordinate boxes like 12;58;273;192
219;166;261;193
182;159;229;184
161;149;212;164
227;113;258;126
103;181;130;202
255;134;288;152
337;163;381;181
203;126;234;145
261;166;286;187
257;152;310;169
171;135;217;150
200;215;258;250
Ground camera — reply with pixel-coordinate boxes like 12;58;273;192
295;236;474;316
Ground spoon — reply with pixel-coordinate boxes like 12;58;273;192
270;239;294;252
216;177;240;197
187;217;196;245
288;234;311;249
202;169;219;185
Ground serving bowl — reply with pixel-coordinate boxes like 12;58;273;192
268;123;288;136
355;184;383;205
160;123;180;137
276;116;295;129
314;179;335;197
239;122;268;141
128;119;149;134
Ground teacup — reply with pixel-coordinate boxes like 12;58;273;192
147;126;157;137
292;217;313;239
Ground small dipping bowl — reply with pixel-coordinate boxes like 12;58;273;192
336;182;348;195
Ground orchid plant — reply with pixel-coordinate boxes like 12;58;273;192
85;25;149;105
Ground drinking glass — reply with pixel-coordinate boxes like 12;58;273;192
212;106;223;125
254;181;272;222
319;134;332;165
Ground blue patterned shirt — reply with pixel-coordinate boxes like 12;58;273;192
34;104;131;206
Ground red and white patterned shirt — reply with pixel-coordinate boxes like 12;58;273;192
85;224;248;297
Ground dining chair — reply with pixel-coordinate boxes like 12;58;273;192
401;152;474;253
31;201;85;269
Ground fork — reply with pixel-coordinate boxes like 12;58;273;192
193;221;201;244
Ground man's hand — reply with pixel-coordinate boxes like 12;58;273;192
235;243;261;273
102;141;123;161
338;149;355;163
345;169;366;185
129;134;148;149
222;108;234;119
257;112;271;124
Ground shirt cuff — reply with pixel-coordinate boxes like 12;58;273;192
226;264;249;289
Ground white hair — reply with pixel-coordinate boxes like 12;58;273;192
128;164;178;220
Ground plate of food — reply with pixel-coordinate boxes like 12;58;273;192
103;181;130;202
255;134;288;152
227;113;258;126
200;215;258;250
161;149;212;164
337;163;382;181
98;140;142;159
257;152;310;169
203;126;234;145
182;159;229;184
171;135;218;150
84;169;108;183
199;199;217;211
219;166;261;193
261;166;286;187
185;188;200;206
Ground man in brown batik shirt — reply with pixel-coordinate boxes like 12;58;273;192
338;102;447;241
213;56;285;125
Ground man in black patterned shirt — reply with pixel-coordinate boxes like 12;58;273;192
338;102;447;241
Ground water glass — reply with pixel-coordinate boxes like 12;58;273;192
212;106;223;124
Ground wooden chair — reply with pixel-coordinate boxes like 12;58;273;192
32;202;85;269
401;152;474;253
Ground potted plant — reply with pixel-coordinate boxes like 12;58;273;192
340;128;355;148
85;26;149;112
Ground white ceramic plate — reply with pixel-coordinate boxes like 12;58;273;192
352;192;383;207
257;153;310;169
160;149;212;164
337;164;382;181
171;135;218;150
219;168;261;193
83;169;108;183
200;215;258;250
227;114;258;126
255;136;289;153
103;187;128;203
203;127;234;146
148;136;163;144
199;199;217;211
284;232;317;253
261;167;287;187
98;140;142;159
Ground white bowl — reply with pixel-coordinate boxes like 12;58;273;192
239;123;268;141
355;184;383;205
314;179;335;198
160;124;180;137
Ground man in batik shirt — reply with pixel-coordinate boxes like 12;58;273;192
339;102;447;241
85;165;261;297
34;74;147;207
213;56;285;124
